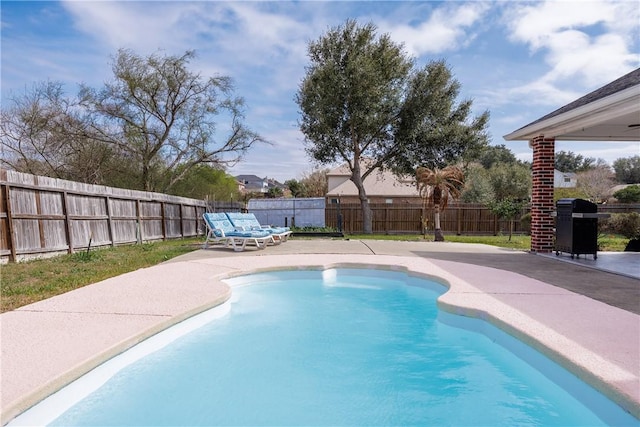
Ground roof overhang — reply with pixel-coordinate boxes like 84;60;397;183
503;85;640;142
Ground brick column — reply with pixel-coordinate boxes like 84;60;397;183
530;136;555;253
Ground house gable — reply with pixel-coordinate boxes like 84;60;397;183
326;161;419;203
553;169;577;188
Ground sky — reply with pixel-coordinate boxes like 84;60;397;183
2;1;639;183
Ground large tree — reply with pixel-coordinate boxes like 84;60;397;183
166;164;240;200
80;49;266;192
0;81;120;184
484;162;531;240
576;166;615;203
613;155;640;184
476;144;518;169
284;169;329;198
2;51;264;193
296;20;489;233
555;150;596;173
300;168;329;197
461;161;531;239
285;179;306;197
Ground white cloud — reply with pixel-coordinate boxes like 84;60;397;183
509;79;584;106
61;1;198;52
506;1;613;50
504;0;639;88
381;2;491;56
225;3;307;54
543;32;636;86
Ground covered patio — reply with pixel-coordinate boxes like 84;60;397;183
504;68;640;253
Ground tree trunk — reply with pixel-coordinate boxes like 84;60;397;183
434;205;444;241
361;197;372;234
421;203;428;238
351;163;372;234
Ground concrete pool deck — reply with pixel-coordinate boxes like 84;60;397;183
1;240;639;424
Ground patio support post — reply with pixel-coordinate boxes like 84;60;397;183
530;136;555;253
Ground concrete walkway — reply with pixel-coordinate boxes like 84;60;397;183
1;240;638;424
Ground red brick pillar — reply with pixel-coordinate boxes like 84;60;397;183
530;136;555;253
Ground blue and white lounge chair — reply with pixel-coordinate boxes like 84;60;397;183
225;212;292;243
203;213;273;251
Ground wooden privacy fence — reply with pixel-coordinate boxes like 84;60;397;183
325;203;529;235
325;202;639;235
1;170;209;262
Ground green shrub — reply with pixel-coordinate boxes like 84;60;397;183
613;185;640;203
602;212;640;239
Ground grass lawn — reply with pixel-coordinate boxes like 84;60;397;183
347;233;629;252
1;238;202;313
0;233;629;313
347;233;533;250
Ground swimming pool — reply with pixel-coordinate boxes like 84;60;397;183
10;268;636;426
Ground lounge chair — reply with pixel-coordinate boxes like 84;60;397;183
203;212;273;251
225;212;292;243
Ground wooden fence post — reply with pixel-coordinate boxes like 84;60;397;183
4;184;16;262
34;187;47;251
385;206;390;233
136;200;142;244
106;196;115;247
179;204;185;238
160;201;166;240
61;191;74;254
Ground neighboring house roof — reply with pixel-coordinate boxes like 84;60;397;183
235;175;284;192
264;178;285;189
554;169;576;178
325;158;378;176
326;162;419;197
504;68;640;141
236;174;263;182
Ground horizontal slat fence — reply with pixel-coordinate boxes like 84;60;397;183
325;202;639;235
597;204;640;214
0;170;211;263
325;203;529;235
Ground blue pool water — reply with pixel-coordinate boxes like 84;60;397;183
12;268;636;426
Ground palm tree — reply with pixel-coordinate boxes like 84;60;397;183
416;166;465;241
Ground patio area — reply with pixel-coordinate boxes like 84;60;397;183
540;251;639;280
1;240;638;425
